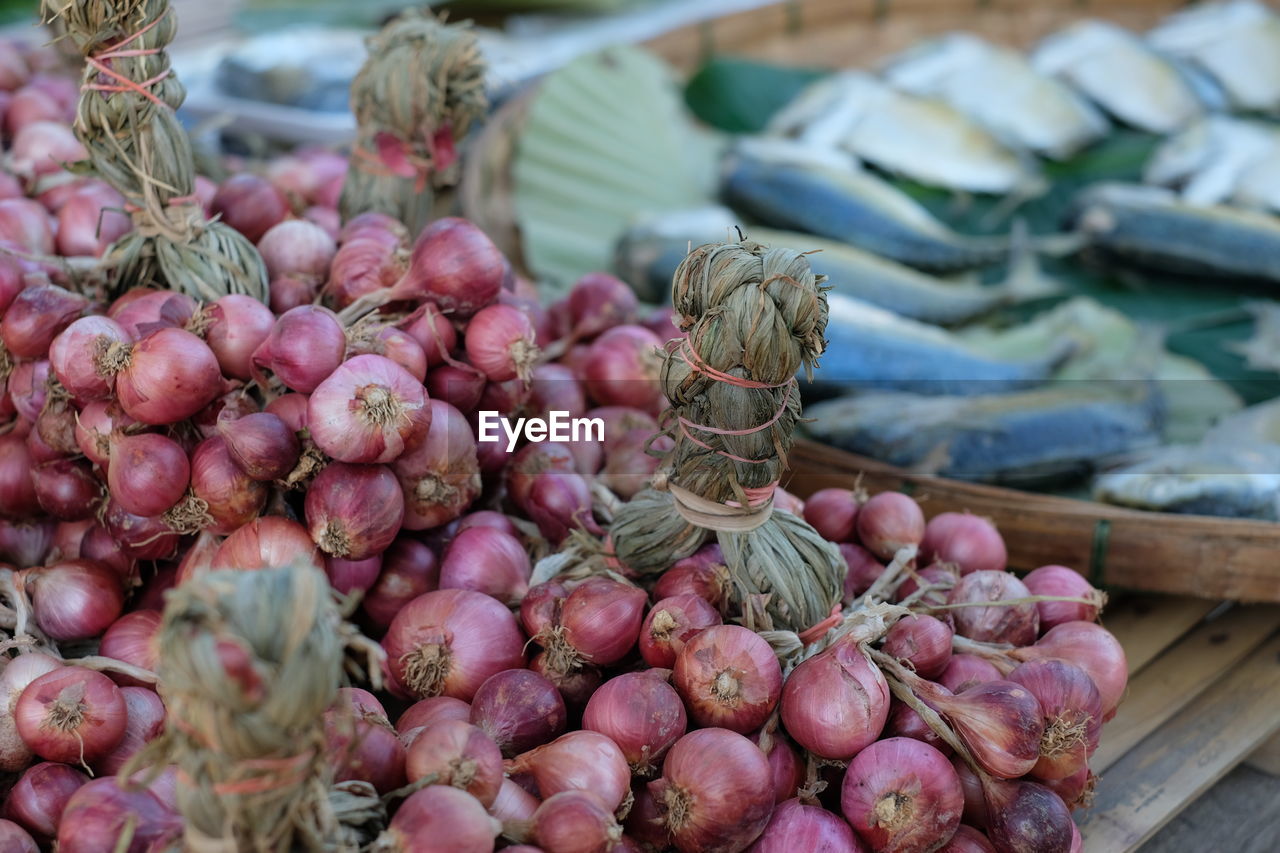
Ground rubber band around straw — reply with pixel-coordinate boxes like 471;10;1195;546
676;337;793;390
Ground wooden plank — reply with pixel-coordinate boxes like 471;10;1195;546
1246;731;1280;777
1100;596;1220;676
1078;631;1280;851
1091;605;1280;773
785;441;1280;603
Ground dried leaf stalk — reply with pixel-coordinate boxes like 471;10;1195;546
340;9;488;236
42;0;267;302
125;562;383;852
611;239;845;633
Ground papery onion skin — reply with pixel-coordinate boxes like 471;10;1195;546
383;588;526;702
325;553;382;595
803;488;861;543
856;493;926;560
951;756;988;829
470;668;567;757
2;761;89;842
23;559;124;641
102;499;180;561
520;579;568;639
404;719;504;807
490;776;540;825
1;283;87;359
399;217;506;318
398;302;457;368
531;652;604;713
0;433;40;519
0;820;38;853
1;653;63;772
55;777;180;853
1010;622;1127;719
108;289;195;339
581;325;664;412
1021;566;1101;630
32;459;100;521
211;515;322;572
323;687;407;795
1007;659;1102;781
8;359;50;424
583;672;687;774
348;325;428;382
48;315;130;402
1043;766;1094;812
509;730;631;812
73;400;132;468
938;825;996;853
885;700;952;756
940;655;1003;695
203;295;275;381
552;576;648;668
258;218;336;282
14;667;127;764
253;305;346;394
532;790;625;853
396;696;471;737
529;362;588;421
0;518;54;566
840;737;963;853
93;686;165;775
326;236;405;310
640;594;723;669
379;785;501;853
465;303;539;383
981;778;1073;853
218;410;301;482
116;328;222;425
426;363;486;417
56;182;130;257
920;513;1007;575
10;122;84;179
211;173;289;243
781;639;890;760
98;609;161;687
567;272;637;339
189;436;270;534
362;536;439;631
439;526;530;604
947;571;1039;647
753;730;806;805
882;615;953;680
747;798;867;853
918;680;1045;780
107;433;189;518
651;727;775;853
304;462;405;560
307;354;431;464
673;624;782;735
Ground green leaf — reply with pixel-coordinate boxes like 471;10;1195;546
683;57;826;134
512;45;720;291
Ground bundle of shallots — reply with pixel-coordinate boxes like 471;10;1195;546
125;561;384;852
608;239;845;634
43;0;267;302
339;10;487;237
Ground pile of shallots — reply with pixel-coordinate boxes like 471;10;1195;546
0;35;1123;853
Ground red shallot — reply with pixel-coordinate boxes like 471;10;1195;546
383;588;526;701
673;624;782;734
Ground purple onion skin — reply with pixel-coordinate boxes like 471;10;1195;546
469;668;567;757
